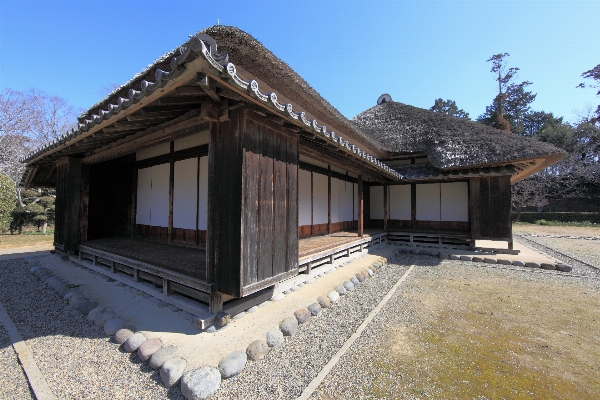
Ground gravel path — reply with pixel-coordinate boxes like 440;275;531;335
522;235;600;270
214;254;427;399
0;322;35;400
311;258;600;399
0;258;184;400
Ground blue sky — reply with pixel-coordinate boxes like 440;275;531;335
1;0;598;124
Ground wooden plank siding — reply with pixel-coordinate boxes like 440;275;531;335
470;176;512;240
208;109;299;298
53;158;83;254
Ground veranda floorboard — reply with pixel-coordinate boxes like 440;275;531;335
298;229;384;258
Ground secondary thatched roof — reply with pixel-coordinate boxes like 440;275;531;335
352;101;565;170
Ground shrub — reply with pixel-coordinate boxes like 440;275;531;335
0;174;16;232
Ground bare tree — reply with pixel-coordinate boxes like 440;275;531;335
0;88;79;184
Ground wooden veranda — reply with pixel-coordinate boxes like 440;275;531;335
77;229;386;305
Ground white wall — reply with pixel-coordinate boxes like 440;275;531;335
150;163;170;227
389;184;411;220
174;131;209;151
340;181;354;222
298;169;312;225
136;142;170;161
198;156;208;230
313;172;328;224
370;186;384;219
416;183;440;221
441;182;469;221
136;167;152;225
173;158;197;229
331;178;340;223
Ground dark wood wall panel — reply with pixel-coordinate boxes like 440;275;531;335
207;109;244;295
470;176;511;240
241;115;299;290
53;158;83;254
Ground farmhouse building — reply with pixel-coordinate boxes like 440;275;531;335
20;26;563;318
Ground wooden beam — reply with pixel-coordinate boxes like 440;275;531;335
82;108;208;164
327;165;332;234
358;175;363;238
383;184;388;230
197;73;221;103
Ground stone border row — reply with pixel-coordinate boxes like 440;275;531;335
25;249;399;400
518;233;599;241
388;243;573;272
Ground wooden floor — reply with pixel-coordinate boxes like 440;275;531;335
81;237;206;280
80;230;383;283
299;229;385;258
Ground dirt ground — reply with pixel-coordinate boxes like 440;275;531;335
0;232;53;249
513;223;600;237
368;265;600;399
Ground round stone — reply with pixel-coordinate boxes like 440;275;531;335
483;258;497;264
429;250;439;256
460;255;473;261
450;254;461;260
149;345;177;369
137;338;163;362
328;291;340;303
75;301;97;316
497;259;512;265
305;278;316;284
307;303;322;316
556;264;573;272
360;271;369;279
283;290;291;295
343;281;355;291
86;306;105;321
525;262;541;268
123;332;146;352
439;253;449;260
541;263;556;270
266;328;284;347
335;286;346;295
290;286;301;292
472;256;484;262
258;301;271;307
246;340;270;361
103;318;125;336
181;367;221;400
366;269;374;276
232;312;246;320
279;316;298;336
271;292;285;302
114;328;134;345
317;295;331;309
512;260;525;267
294;309;311;324
160;357;186;388
350;277;360;286
94;311;115;327
218;349;247;379
246;306;259;313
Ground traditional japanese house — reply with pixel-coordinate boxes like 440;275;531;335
20;26;564;320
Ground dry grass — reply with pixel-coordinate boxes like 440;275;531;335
370;267;600;399
513;223;600;237
0;230;53;249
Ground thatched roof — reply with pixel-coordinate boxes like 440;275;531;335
200;26;385;154
351;101;565;170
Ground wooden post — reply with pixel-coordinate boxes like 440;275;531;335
209;290;224;314
327;165;331;234
411;183;417;228
310;171;314;236
196;156;200;245
163;278;171;296
358;175;363;238
383;184;388;231
168;141;174;243
79;164;89;244
131;165;138;237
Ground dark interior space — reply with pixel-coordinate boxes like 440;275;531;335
87;154;135;240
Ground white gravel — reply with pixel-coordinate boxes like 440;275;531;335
0;258;185;400
0;322;35;400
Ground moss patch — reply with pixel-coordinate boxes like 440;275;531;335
369;268;600;399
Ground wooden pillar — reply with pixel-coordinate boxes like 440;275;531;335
130;165;138;237
168;141;174;243
327;165;331;234
310;171;314;236
358;175;364;238
79;164;90;243
383;184;388;230
411;183;417;228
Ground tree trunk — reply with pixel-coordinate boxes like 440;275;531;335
42;222;47;234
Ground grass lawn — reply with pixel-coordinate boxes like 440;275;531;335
0;229;54;249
